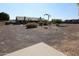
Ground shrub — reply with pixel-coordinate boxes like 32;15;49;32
56;23;59;26
38;20;49;26
51;19;63;26
43;20;49;26
5;21;10;25
43;22;48;26
0;12;10;21
26;22;38;29
44;26;48;29
38;22;44;26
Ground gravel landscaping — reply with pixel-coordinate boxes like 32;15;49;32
0;24;79;56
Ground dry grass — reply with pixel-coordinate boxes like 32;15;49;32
51;24;79;56
0;23;79;56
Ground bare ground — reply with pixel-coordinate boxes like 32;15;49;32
0;24;79;56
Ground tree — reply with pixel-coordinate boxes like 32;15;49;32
44;14;51;26
38;17;43;26
44;14;51;21
38;17;42;22
51;19;63;26
0;12;10;21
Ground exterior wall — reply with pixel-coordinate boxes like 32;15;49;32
15;16;47;24
16;16;45;21
16;16;25;20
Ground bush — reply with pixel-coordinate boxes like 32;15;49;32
43;20;49;26
0;12;10;21
56;23;59;26
5;21;11;25
38;20;49;26
43;22;48;26
51;19;63;26
26;22;38;29
38;22;44;26
51;19;63;24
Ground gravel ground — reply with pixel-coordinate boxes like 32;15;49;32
0;24;79;56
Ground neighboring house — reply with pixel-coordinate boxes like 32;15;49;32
16;16;46;24
5;16;47;25
16;16;45;20
16;16;26;20
64;19;79;24
25;17;39;20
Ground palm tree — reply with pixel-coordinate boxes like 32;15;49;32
44;14;51;21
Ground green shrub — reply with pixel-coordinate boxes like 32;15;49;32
38;22;44;26
51;19;63;26
51;19;62;24
43;22;48;26
0;12;10;21
38;20;49;26
5;21;10;25
26;22;38;29
56;23;59;26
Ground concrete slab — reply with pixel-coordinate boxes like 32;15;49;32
5;42;65;56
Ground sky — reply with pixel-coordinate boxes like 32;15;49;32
0;3;78;20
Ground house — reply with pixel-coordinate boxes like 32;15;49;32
5;16;47;25
64;19;79;24
16;16;46;24
16;16;26;24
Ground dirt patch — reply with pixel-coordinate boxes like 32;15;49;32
0;24;79;56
